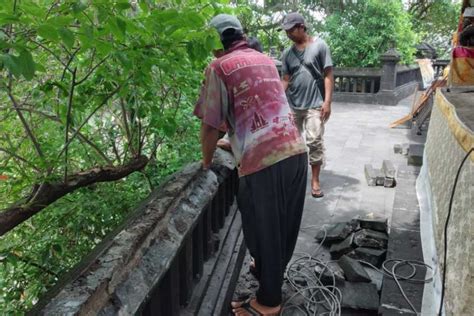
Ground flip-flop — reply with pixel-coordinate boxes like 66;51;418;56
311;189;324;198
232;300;263;316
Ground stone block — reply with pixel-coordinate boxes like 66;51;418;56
347;247;386;268
338;255;371;282
382;160;396;178
364;164;377;186
315;262;345;286
315;222;354;243
338;281;379;311
375;169;385;186
383;177;396;188
354;229;388;249
359;218;388;233
393;143;409;155
407;144;424;166
329;233;354;259
364;266;383;292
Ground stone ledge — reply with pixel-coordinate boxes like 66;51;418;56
32;149;236;315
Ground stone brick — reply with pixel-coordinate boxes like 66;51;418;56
407;144;424;166
338;255;371;282
315;262;345;286
384;177;396;188
338;281;379;311
359;218;388;233
347;247;386;268
329;233;355;259
354;229;388;249
364;164;377;186
315;222;354;243
382;160;396;178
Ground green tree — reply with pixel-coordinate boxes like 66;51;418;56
323;0;418;67
0;0;232;312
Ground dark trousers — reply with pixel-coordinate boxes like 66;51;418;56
237;153;308;307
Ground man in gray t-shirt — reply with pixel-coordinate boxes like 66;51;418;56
281;12;334;198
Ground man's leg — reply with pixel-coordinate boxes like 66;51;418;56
305;109;325;197
233;154;307;315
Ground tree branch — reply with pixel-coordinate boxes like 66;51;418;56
7;79;45;162
0;155;149;236
57;84;122;160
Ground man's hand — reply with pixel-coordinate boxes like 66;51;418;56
320;101;331;122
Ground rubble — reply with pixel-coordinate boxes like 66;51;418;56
338;255;371;282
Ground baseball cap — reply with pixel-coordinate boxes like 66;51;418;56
464;7;474;17
209;14;243;36
281;12;305;31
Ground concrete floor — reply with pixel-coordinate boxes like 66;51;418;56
296;94;424;255
232;93;428;314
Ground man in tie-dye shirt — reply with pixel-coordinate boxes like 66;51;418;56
194;14;307;316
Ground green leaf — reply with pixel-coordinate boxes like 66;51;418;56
18;50;36;80
58;28;75;49
0;53;21;78
37;24;59;42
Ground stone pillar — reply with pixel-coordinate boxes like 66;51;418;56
379;48;401;91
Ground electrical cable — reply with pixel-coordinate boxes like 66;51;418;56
438;147;474;316
284;223;436;315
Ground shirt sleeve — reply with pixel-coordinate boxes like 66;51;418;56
280;49;290;76
193;66;229;130
320;40;333;70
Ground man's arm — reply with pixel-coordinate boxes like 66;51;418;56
200;122;220;170
281;74;290;91
320;66;334;122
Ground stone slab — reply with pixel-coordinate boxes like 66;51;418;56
382;160;396;178
338;281;380;311
358;218;388;233
364;164;377;186
354;229;389;249
407;144;424;166
329;233;355;259
347;247;386;268
338;255;371;282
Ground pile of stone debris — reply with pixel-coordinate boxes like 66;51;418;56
312;217;389;314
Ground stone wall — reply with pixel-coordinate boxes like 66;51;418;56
422;89;474;315
30;149;239;315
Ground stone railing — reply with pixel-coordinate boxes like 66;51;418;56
333;49;421;105
30;149;244;315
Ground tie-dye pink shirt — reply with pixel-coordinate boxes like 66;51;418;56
194;41;306;176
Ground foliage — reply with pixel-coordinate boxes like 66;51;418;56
322;0;418;67
409;0;461;58
0;0;229;312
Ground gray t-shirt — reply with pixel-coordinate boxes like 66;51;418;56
281;38;333;110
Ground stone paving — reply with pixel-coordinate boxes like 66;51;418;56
296;94;424;254
233;93;427;314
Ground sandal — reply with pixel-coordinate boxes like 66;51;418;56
231;298;280;316
311;189;324;198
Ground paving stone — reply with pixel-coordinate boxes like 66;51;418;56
354;229;388;249
384;177;396;188
315;222;354;243
382;160;396;178
358;218;388;233
347;247;386;268
315;262;345;286
363;266;383;292
338;255;371;282
329;233;355;259
407;144;424;166
375;169;385;186
338;281;379;311
364;164;377;186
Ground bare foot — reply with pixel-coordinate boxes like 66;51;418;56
231;298;280;315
